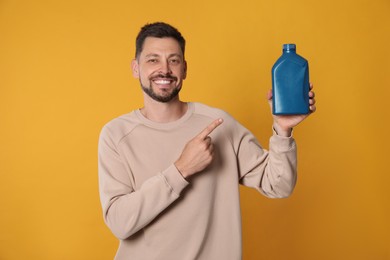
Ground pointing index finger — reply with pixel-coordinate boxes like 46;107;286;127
198;118;223;139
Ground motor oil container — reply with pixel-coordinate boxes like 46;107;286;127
272;44;310;115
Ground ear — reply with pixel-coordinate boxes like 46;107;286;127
131;59;140;78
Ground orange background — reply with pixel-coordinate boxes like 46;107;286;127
1;0;389;259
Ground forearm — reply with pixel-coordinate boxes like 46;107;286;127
261;134;297;198
101;164;188;240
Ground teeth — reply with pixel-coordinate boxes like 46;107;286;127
154;80;171;84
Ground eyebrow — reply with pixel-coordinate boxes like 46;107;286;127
144;53;183;59
144;54;159;58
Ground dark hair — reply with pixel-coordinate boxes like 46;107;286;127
135;22;186;59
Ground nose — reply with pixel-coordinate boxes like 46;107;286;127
159;60;172;75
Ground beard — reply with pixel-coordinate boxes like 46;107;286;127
140;74;182;103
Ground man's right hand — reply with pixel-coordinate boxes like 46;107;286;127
174;118;223;179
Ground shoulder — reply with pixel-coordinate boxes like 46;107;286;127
99;111;141;146
192;102;254;138
192;102;236;123
191;102;246;140
191;103;241;132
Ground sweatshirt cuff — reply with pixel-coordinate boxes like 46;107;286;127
270;131;296;153
161;164;189;196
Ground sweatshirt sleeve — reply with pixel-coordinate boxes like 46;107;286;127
98;125;189;240
234;122;297;198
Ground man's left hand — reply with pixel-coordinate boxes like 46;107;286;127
267;83;317;137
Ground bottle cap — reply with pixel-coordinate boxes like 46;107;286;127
283;44;296;51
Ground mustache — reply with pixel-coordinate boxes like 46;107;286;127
150;74;178;81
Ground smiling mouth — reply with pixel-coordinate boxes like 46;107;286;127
153;79;173;85
151;74;178;87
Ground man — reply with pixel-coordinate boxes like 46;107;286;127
98;22;316;260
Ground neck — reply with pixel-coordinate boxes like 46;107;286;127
140;95;188;123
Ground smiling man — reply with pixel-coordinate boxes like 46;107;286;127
98;22;316;260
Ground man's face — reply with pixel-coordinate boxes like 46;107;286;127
132;37;187;103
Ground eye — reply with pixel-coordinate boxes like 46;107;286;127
169;59;180;64
147;58;158;63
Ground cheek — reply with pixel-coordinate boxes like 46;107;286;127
138;68;152;80
174;67;186;79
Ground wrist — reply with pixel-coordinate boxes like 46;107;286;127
273;124;292;137
174;161;189;179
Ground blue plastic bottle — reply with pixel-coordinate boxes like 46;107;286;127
272;44;310;115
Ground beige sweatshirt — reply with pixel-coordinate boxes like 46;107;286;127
98;102;297;260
